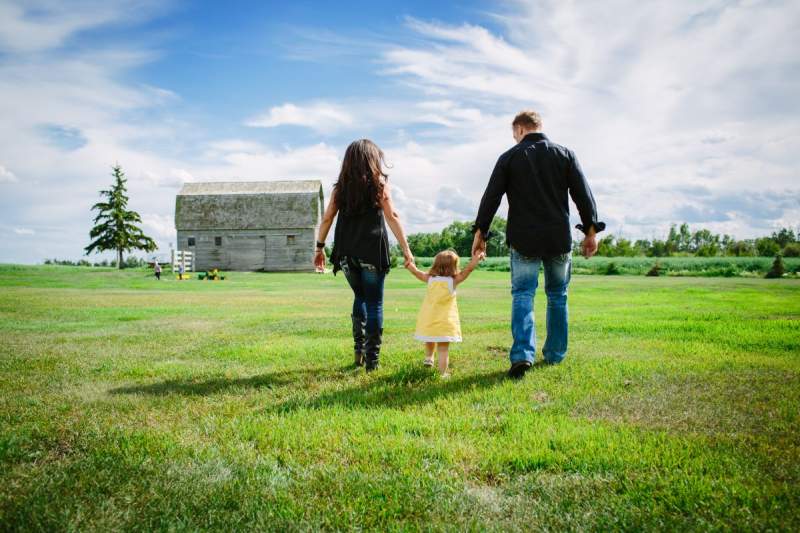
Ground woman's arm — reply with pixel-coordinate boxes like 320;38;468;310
405;262;430;283
454;251;485;285
380;182;414;267
314;194;338;271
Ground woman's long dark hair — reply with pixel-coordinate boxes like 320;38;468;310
333;139;388;214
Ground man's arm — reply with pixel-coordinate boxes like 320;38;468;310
471;156;508;255
566;151;604;258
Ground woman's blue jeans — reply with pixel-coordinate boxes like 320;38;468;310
509;248;572;365
340;258;385;336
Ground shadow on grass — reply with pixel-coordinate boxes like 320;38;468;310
109;359;511;410
109;364;357;396
270;365;509;412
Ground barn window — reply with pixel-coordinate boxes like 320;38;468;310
214;236;222;246
286;235;296;245
187;237;196;247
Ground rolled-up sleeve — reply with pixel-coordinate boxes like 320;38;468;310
567;151;605;235
472;156;508;238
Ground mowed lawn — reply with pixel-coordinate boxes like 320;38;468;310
1;265;799;531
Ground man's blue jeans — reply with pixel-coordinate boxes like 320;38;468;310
340;257;385;337
510;248;572;365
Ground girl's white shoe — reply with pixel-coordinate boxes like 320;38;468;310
423;356;434;367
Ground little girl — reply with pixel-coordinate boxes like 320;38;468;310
406;249;484;375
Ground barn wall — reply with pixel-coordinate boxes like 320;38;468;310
176;228;316;272
176;192;320;230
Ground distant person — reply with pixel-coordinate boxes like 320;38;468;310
405;249;485;376
471;110;605;379
154;261;162;280
178;262;185;281
315;139;414;372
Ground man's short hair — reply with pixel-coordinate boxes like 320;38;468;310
512;110;542;131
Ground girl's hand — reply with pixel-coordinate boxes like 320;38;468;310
314;248;326;272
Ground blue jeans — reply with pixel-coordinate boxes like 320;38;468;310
510;248;571;365
340;258;385;336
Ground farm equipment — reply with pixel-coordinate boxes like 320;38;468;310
198;268;226;281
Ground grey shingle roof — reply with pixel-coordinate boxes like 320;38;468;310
177;180;323;196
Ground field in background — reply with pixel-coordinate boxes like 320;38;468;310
412;255;800;277
1;265;799;530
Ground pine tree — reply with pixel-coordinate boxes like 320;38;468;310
765;254;785;279
85;165;157;269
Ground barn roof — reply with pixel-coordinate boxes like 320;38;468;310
175;179;324;231
177;180;322;196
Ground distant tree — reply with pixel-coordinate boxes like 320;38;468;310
755;237;780;257
85;165;157;269
782;242;800;257
772;228;796;248
486;217;509;257
765;254;786;279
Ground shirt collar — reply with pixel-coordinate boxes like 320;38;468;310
522;132;548;142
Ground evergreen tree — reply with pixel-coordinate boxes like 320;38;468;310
85;165;157;269
765;254;786;279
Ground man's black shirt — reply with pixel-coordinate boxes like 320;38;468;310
473;132;605;258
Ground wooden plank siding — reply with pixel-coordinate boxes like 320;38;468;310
176;229;317;272
174;180;323;272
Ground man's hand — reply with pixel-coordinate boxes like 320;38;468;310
314;248;326;272
581;229;598;259
471;231;487;257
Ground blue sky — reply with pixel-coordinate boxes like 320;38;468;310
1;0;798;263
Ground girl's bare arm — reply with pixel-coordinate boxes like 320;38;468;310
406;262;430;283
454;252;485;285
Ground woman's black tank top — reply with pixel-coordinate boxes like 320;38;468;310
331;205;391;274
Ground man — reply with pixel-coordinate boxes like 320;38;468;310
472;110;605;379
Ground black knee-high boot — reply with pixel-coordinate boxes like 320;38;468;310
351;314;366;366
365;328;383;372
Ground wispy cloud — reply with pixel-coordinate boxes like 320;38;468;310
0;164;18;183
245;102;355;133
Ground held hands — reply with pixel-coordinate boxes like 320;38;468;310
402;248;415;269
471;231;487;257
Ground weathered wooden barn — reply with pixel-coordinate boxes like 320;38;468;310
174;180;323;272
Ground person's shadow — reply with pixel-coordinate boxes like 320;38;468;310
272;366;507;412
109;363;507;411
108;365;351;396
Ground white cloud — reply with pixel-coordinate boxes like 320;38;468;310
372;1;800;238
13;227;35;235
245;102;354;133
0;164;18;183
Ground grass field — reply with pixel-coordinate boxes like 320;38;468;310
1;265;799;531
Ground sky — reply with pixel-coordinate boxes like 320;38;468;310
1;0;798;263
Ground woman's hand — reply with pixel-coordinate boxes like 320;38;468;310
314;248;326;272
403;248;414;268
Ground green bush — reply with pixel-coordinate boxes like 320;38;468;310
782;243;800;257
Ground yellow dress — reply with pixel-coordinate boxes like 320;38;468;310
414;276;462;342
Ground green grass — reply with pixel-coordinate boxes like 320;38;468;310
413;255;800;277
1;264;799;531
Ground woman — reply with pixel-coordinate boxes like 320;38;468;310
314;139;414;372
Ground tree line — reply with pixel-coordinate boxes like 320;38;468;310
402;219;800;258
